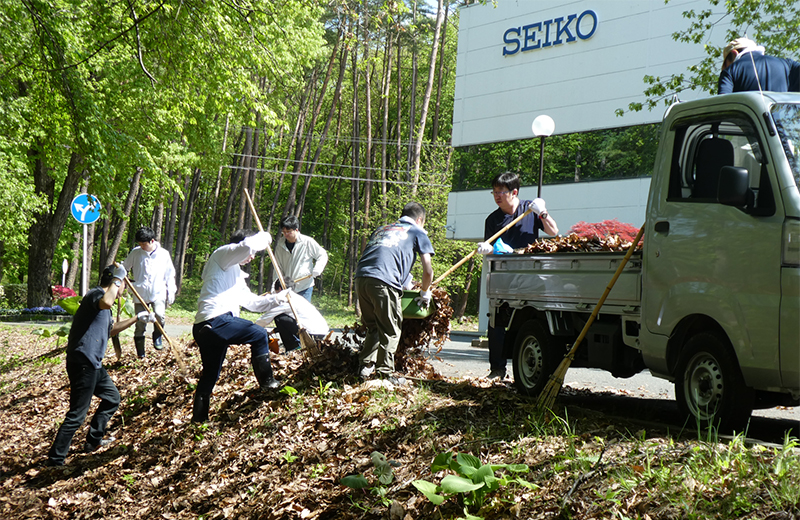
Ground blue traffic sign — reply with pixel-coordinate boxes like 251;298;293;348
70;194;102;224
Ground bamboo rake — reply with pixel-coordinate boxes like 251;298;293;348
243;189;319;358
432;206;534;286
536;224;646;411
115;264;189;377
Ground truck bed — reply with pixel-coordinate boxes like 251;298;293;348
486;251;643;314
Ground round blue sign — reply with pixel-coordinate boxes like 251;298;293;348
71;194;102;224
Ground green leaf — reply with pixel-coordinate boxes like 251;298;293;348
456;452;482;470
279;386;298;396
412;480;446;505
439;475;485;494
460;511;485;520
473;465;498;492
371;451;394;485
431;451;453;473
341;474;369;489
505;463;529;473
59;296;81;315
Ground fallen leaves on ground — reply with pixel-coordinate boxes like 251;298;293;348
0;322;795;520
520;233;643;254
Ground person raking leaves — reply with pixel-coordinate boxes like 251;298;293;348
46;264;155;467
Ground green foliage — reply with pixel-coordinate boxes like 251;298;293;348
341;451;397;508
413;451;535;519
1;285;27;308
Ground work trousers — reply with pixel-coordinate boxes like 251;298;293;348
48;355;120;464
274;313;300;351
133;300;166;339
355;277;403;376
487;325;507;372
193;312;270;396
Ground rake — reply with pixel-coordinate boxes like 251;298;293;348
243;188;320;359
537;224;645;411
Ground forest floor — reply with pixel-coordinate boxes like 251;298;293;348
1;323;799;520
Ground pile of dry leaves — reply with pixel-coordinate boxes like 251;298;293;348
520;233;643;254
0;313;794;519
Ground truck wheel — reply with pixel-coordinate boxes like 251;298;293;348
675;332;754;432
512;321;558;397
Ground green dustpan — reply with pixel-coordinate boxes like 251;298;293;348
401;290;436;319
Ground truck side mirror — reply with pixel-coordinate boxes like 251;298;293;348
718;166;751;207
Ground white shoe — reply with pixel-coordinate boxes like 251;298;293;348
360;362;375;379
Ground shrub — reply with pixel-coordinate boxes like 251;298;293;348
52;285;77;300
2;284;27;308
570;219;641;242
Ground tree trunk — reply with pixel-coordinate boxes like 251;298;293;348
128;182;144;251
407;1;419;173
380;29;394;220
454;254;476;321
431;4;449;143
105;167;142;265
163;172;180;253
236;127;253;230
26;148;84;307
152;199;164;241
411;0;445;195
173;167;202;291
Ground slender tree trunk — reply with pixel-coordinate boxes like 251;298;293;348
152;200;164;241
380;29;394;220
128;182;144;251
236;127;253;230
105;167;142;264
431;4;449;143
454;254;476;321
174;167;202;291
411;0;445;195
407;1;419;172
395;40;403;196
163;174;180;254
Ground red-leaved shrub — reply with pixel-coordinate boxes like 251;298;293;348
570;219;641;243
52;285;77;300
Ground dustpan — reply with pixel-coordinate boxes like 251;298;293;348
401;290;436;319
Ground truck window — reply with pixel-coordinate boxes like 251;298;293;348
669;118;765;202
772;104;800;187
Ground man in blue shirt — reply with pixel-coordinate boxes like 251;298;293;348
355;202;434;384
46;265;155;466
719;37;800;94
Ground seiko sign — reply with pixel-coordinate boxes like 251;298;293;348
502;10;598;56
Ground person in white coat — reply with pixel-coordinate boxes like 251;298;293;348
123;227;177;358
272;216;328;302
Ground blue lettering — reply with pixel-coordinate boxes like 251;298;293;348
554;14;577;44
521;22;541;51
541;19;553;47
576;10;598;40
503;28;521;56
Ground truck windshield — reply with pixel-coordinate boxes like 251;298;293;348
772;104;800;186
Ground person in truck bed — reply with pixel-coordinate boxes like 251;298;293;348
476;171;559;380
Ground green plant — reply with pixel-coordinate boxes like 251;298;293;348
413;452;536;520
279;385;298;396
282;451;298;464
31;325;71;348
341;452;397;507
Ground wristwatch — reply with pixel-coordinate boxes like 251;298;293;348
113;279;122;287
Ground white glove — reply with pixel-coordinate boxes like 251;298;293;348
167;293;175;306
246;231;272;252
137;311;156;323
477;242;493;255
529;198;547;216
112;264;127;281
414;290;433;308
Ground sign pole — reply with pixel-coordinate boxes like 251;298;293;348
70;193;102;296
82;224;88;295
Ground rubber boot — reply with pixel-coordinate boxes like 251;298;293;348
191;393;210;423
252;354;280;390
134;336;146;359
152;330;163;350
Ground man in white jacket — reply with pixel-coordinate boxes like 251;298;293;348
273;216;328;302
191;229;283;423
123;227;177;358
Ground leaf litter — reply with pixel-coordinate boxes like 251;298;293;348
1;295;798;520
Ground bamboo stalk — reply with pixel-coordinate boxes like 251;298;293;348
537;224;646;410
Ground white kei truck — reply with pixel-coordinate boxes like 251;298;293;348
486;91;800;431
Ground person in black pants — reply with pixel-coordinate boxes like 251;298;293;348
191;229;284;423
46;265;155;466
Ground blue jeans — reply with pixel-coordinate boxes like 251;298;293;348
193;313;270;396
48;355;120;464
295;286;313;302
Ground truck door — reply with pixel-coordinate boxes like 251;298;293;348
643;112;784;387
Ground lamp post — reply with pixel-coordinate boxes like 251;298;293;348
532;115;555;198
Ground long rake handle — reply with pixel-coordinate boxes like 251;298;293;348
433;206;534;286
538;224;645;408
115;263;188;377
243;189;304;326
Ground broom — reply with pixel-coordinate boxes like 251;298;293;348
114;263;189;378
243;188;319;358
432;206;535;286
537;224;645;411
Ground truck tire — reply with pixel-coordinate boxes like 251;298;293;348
674;332;754;432
512;321;559;397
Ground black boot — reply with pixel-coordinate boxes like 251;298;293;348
134;337;146;358
192;393;210;423
252;354;280;390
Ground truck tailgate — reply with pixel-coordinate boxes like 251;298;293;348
487;252;642;312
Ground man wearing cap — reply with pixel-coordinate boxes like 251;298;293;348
719;37;800;94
